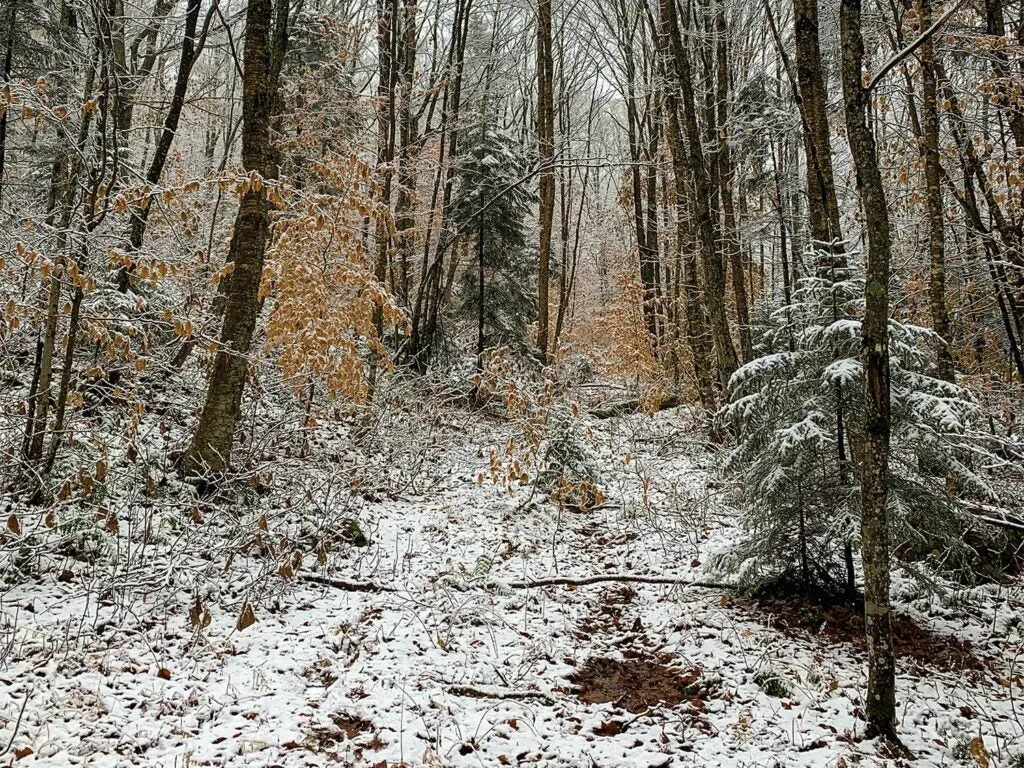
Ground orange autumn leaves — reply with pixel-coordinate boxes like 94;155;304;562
262;157;406;401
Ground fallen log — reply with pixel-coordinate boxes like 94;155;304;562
589;395;681;419
299;573;395;592
506;574;735;590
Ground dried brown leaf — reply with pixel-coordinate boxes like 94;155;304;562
236;603;257;632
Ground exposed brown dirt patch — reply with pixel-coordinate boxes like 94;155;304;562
568;655;712;714
740;593;990;676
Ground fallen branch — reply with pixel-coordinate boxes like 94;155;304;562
299;573;395;592
962;502;1024;532
589;395;681;420
448;685;556;704
506;574;735;590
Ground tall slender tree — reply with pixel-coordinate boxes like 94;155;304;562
916;0;954;382
182;0;288;476
536;0;555;361
663;0;738;391
839;0;897;738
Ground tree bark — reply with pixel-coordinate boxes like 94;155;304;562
654;0;717;410
663;0;738;391
394;0;418;307
840;0;897;738
536;0;555;361
916;0;954;382
0;0;16;204
714;3;751;362
793;0;844;251
182;0;287;476
476;215;485;371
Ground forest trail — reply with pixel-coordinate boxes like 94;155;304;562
2;408;1019;767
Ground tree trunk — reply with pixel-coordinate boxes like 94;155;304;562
365;0;397;404
536;0;555;361
714;3;751;362
840;0;897;739
793;0;844;251
117;0;207;292
476;218;485;371
664;0;738;391
0;0;16;204
25;59;96;469
182;0;287;476
643;103;662;350
916;0;954;382
408;0;471;368
656;0;717;410
394;0;418;307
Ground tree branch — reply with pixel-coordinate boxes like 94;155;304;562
867;0;966;92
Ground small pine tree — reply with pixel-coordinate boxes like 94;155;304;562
451;124;536;364
717;247;998;591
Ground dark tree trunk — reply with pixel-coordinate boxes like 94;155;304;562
714;3;751;362
793;0;844;251
117;0;208;292
0;0;16;203
394;0;418;307
840;0;897;739
643;104;662;349
182;0;287;476
916;0;954;382
536;0;555;362
476;219;485;371
655;0;717;410
664;0;738;391
365;0;398;403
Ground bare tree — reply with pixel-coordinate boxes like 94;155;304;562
183;0;289;476
839;0;897;738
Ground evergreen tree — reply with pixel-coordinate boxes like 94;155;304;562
451;124;536;366
717;248;999;591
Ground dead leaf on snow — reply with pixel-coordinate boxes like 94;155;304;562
236;603;257;631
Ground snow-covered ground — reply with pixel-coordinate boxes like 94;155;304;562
2;402;1022;767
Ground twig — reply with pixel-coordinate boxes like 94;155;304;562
506;574;735;590
299;573;395;592
1;689;30;758
448;685;556;705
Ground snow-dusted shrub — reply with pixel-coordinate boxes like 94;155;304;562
718;248;1000;590
477;351;602;509
536;405;602;509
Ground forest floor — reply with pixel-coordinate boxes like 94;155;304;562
1;388;1022;767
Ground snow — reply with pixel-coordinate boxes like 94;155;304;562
822;358;861;387
1;405;1021;767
